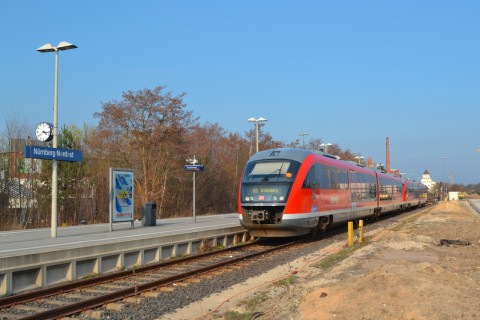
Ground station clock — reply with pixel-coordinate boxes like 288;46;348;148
35;122;54;142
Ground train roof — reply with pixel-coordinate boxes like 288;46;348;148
247;148;321;164
247;148;406;180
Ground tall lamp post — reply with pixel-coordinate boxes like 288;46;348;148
299;133;309;149
247;117;267;153
37;41;78;238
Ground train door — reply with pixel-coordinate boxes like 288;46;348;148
349;170;357;219
403;181;408;202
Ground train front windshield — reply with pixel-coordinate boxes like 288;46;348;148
241;160;300;203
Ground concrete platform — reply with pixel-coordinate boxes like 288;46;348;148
0;214;248;296
468;199;480;214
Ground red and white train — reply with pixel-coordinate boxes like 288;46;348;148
238;148;428;237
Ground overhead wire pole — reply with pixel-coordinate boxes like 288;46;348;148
299;133;308;149
441;156;447;199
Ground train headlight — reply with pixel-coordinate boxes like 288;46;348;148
245;197;250;201
279;196;285;201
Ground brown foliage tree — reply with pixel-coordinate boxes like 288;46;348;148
93;86;197;218
184;124;252;214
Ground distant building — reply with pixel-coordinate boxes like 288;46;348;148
421;170;436;192
448;192;460;201
0;138;41;209
367;157;374;169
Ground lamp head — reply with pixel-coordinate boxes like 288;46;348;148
36;43;55;53
247;117;267;122
57;41;78;51
37;41;78;53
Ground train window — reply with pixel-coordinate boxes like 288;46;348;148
328;167;338;189
250;161;291;175
379;177;404;201
303;164;348;190
244;161;300;182
356;173;365;201
302;167;316;188
319;165;330;189
303;164;331;189
337;169;349;190
395;180;403;193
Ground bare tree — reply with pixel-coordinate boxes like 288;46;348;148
0;115;39;229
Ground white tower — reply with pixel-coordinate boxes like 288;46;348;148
421;170;435;192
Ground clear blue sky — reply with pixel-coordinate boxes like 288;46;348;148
1;1;479;184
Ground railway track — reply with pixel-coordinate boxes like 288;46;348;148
0;239;303;320
0;206;428;320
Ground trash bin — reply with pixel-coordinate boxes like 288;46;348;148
141;202;157;226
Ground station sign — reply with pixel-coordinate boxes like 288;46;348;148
184;165;205;172
24;145;83;162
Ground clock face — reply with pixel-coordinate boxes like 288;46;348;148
35;122;53;142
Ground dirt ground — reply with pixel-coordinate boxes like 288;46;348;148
160;200;480;320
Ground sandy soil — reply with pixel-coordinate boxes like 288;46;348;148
159;200;480;320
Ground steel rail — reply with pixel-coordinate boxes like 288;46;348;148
19;240;299;320
0;241;258;309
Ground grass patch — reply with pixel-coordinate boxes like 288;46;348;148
222;310;255;320
314;243;365;269
274;275;295;287
219;292;268;320
390;213;424;231
81;272;99;280
243;291;269;310
199;242;226;253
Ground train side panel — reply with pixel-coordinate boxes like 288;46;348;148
238;148;426;237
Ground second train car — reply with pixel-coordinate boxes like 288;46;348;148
238;148;427;237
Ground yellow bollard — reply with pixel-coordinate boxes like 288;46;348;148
347;221;353;246
358;220;363;243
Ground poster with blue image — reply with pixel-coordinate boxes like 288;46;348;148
110;168;134;223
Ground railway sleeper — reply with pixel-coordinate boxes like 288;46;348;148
105;303;125;311
0;313;18;320
38;298;66;306
11;304;49;313
84;310;105;319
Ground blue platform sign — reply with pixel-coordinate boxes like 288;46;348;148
184;165;205;172
24;145;83;162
